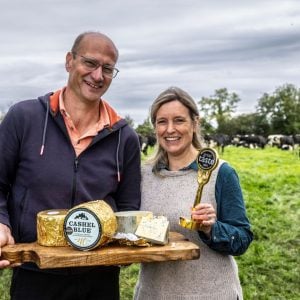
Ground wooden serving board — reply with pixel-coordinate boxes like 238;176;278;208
1;232;200;269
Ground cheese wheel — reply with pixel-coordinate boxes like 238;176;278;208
37;209;69;247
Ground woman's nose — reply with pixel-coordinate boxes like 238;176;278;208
166;121;175;133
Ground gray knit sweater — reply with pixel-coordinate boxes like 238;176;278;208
134;161;243;300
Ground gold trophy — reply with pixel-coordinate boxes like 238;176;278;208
179;148;219;230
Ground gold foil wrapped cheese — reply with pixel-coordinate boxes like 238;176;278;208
37;209;69;247
63;200;117;251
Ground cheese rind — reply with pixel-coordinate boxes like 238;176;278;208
37;209;69;247
115;211;153;233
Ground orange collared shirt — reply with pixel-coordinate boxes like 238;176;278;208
59;89;111;156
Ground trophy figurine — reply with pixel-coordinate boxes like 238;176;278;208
179;148;219;230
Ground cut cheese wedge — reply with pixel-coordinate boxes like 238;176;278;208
114;211;153;234
135;216;169;245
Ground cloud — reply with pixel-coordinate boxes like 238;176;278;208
0;0;300;125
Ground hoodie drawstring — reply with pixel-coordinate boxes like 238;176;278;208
40;100;50;156
39;98;122;184
116;128;121;182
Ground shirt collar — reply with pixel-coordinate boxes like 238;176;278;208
157;160;198;171
58;87;111;131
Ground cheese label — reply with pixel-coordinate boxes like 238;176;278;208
64;208;102;251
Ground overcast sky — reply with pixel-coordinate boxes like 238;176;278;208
1;0;299;125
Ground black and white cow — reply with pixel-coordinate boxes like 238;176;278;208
279;135;294;150
204;134;231;154
294;134;300;158
293;134;300;146
267;134;284;147
233;134;267;149
138;134;157;155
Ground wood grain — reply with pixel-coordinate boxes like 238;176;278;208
1;232;200;269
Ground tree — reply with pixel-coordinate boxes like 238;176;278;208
256;84;300;134
228;113;270;136
0;111;6;123
124;115;135;128
135;118;154;137
200;117;215;134
199;88;240;133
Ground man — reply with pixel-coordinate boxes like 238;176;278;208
0;31;141;300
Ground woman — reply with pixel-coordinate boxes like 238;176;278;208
134;87;253;300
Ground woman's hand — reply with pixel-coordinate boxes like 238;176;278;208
191;203;216;237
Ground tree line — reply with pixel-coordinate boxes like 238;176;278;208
1;83;299;138
133;83;300;137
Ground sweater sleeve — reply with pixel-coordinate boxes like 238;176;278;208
199;163;253;255
0;105;20;228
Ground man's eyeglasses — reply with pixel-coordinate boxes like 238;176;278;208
72;52;119;79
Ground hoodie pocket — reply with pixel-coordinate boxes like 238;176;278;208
15;189;37;242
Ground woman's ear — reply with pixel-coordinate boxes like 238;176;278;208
193;116;200;131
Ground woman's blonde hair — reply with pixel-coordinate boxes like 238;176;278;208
149;86;203;174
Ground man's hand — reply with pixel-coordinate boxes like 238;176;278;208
0;223;15;268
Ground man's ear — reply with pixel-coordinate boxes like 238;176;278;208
65;52;72;72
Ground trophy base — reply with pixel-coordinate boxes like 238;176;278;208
179;217;199;231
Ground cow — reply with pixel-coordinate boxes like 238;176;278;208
293;134;300;146
233;134;267;149
138;134;148;154
204;133;231;154
294;134;300;158
138;134;157;156
231;135;242;147
279;135;294;150
267;134;284;147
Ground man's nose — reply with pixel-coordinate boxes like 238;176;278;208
91;66;104;81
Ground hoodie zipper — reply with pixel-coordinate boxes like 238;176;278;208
40;96;124;206
71;157;79;206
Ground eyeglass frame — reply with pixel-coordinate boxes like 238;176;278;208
71;51;119;79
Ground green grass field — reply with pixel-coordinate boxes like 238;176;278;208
1;146;300;299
